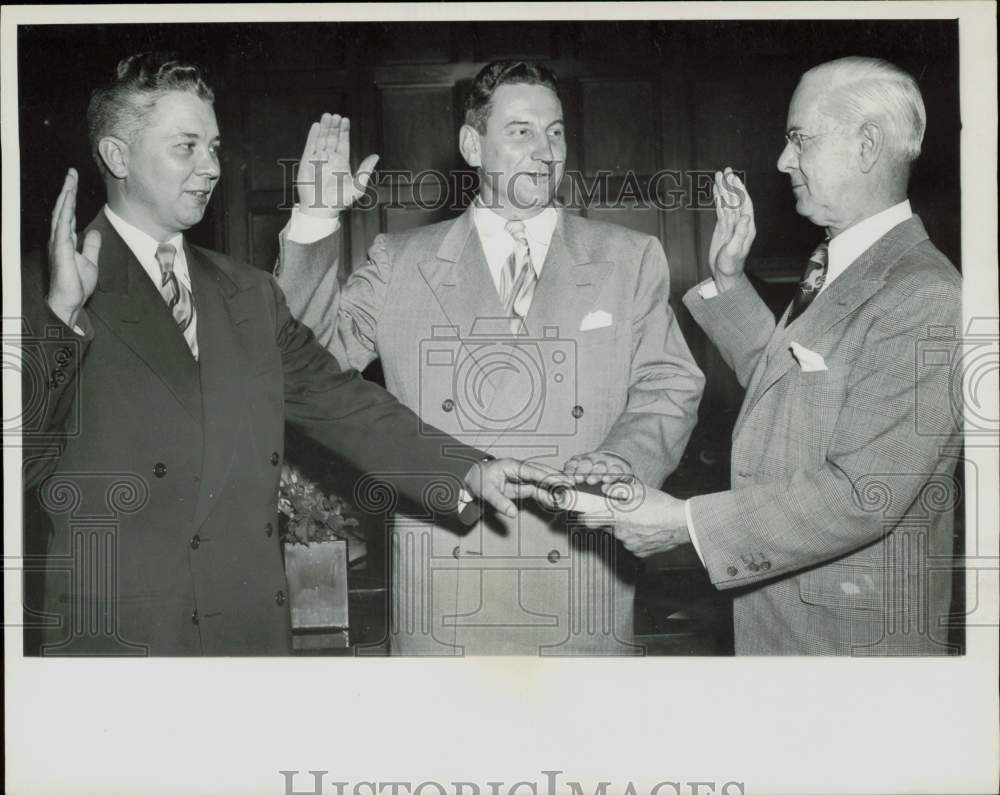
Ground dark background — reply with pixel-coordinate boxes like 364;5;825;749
17;20;963;653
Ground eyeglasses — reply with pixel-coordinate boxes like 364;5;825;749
784;130;835;154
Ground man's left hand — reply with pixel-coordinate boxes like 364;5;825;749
562;450;633;485
463;458;571;518
574;485;691;558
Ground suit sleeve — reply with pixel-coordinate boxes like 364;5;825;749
20;258;94;490
682;273;776;388
275;223;385;372
270;276;481;518
688;275;962;590
598;236;705;485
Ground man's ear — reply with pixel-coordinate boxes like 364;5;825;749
97;136;130;179
858;121;884;174
459;125;482;168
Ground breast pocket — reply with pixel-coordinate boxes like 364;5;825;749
793;364;850;464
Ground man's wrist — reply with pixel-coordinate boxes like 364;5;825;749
712;272;743;294
45;295;81;330
288;206;342;245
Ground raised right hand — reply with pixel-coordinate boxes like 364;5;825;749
707;167;756;291
296;113;379;219
47;168;100;328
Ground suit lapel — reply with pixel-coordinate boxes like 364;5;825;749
744;216;929;413
522;212;614;339
419;207;504;333
85;212;202;424
186;244;250;531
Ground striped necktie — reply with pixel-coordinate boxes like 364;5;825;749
785;239;829;326
500;219;537;333
155;243;199;359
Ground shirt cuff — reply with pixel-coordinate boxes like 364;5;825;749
288;207;340;244
684;499;706;566
697;279;719;300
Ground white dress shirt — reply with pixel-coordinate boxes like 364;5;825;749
686;199;914;563
288;200;559;295
104;205;192;294
104;205;198;359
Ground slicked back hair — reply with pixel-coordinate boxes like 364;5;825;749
805;56;927;163
463;60;560;134
87;52;215;176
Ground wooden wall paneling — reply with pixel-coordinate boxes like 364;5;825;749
377;84;462;175
472;23;556;63
371;22;456;65
579;78;658;177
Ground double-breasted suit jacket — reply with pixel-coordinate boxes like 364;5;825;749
277;207;704;655
22;210;482;656
683;216;962;655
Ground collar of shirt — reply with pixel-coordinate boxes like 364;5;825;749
472;200;558;292
822;199;912;294
103;205;191;292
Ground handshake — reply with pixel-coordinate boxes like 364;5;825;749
463;450;692;558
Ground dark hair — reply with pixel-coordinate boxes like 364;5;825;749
86;52;215;175
463;60;560;133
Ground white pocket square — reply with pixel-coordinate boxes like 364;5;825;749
789;341;828;372
579;310;613;331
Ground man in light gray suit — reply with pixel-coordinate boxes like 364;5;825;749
275;61;704;655
570;56;963;655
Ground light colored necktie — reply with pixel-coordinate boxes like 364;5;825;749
500;219;537;333
785;239;829;325
155;243;199;359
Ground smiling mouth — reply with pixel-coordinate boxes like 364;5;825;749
186;190;211;200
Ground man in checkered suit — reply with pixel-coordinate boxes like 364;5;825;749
567;56;963;655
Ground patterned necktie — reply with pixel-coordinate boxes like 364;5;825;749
155;243;199;359
785;239;829;326
500;219;537;333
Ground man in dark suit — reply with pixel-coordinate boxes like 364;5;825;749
568;56;963;655
21;52;558;656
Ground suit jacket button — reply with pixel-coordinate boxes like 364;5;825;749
748;562;759;572
265;522;274;537
760;561;771;571
270;452;280;466
275;590;286;606
571;404;584;419
190;534;201;550
547;549;561;563
153;462;167;478
442;398;455;412
452;545;461;559
726;566;738;576
191;610;200;625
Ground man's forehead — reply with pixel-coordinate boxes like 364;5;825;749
145;91;219;136
787;78;828;126
490;83;562;119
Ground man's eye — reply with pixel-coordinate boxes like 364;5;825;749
550;128;564;138
177;143;195;152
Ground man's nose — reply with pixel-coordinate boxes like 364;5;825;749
197;149;221;178
777;141;796;173
532;136;555;163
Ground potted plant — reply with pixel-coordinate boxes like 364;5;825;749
278;463;366;649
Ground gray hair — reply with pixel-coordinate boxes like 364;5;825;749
805;56;926;163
